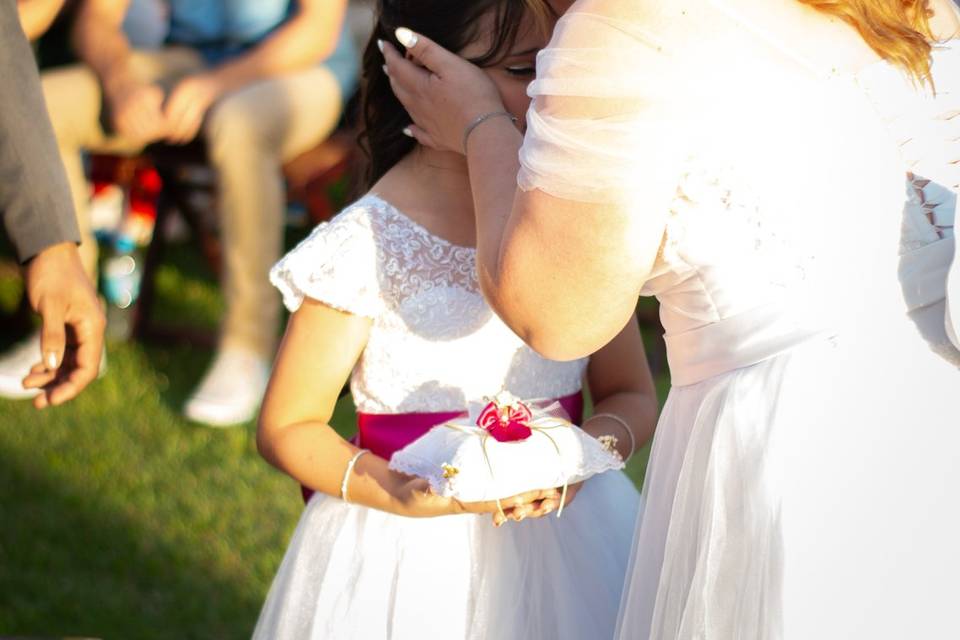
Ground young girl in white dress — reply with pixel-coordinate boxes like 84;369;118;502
251;2;658;638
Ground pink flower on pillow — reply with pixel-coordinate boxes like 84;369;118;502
476;398;534;442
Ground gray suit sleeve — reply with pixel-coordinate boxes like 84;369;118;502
0;2;81;263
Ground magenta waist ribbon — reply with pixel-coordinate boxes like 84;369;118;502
300;391;584;503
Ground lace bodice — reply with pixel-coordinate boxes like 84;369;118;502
271;195;588;413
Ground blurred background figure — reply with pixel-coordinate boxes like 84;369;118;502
0;0;359;427
16;0;67;41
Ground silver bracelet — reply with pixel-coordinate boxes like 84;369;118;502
462;110;518;153
586;413;636;460
340;449;370;503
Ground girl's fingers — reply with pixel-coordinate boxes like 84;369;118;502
510;505;533;521
464;487;562;517
529;499;558;518
511;496;559;521
519;488;561;505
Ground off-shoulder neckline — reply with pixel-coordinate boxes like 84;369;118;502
361;193;478;253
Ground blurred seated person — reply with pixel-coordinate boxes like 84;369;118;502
18;0;168;61
0;0;359;427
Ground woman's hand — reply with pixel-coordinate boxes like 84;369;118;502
381;28;504;152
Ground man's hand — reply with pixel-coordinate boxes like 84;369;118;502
104;76;167;143
163;72;225;144
21;243;106;409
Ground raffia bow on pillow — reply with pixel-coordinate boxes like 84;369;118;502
389;391;625;517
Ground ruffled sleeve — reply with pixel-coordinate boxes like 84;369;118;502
518;0;696;205
859;38;960;357
932;41;960;351
948;239;960;351
269;203;383;317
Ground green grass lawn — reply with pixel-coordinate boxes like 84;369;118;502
0;240;664;639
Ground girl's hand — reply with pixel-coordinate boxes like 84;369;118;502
493;483;584;526
381;28;504;152
456;487;566;525
393;476;462;518
394;474;563;523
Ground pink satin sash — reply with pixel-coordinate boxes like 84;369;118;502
300;391;584;503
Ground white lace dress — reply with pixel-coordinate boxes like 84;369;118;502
252;194;641;640
519;1;960;638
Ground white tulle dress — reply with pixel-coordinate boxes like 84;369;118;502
518;0;960;638
252;194;641;639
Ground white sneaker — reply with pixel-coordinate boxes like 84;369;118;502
183;348;271;427
0;333;107;400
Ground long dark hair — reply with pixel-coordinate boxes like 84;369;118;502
359;0;550;188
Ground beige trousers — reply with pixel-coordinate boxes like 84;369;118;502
41;48;344;358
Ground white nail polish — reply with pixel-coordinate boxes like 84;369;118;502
402;126;414;138
376;39;385;54
395;27;418;48
47;352;57;369
382;64;390;76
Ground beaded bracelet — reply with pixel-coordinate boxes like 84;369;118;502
585;413;636;461
340;449;370;503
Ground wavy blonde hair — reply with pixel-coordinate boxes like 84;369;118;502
801;0;934;83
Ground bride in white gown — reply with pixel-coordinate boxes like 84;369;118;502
382;0;960;637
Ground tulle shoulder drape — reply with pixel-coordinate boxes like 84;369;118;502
518;0;695;206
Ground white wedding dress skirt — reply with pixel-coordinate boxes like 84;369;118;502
253;470;639;640
612;290;847;638
619;323;960;640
